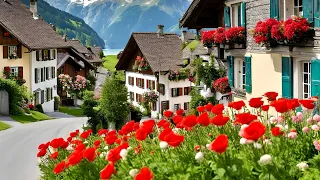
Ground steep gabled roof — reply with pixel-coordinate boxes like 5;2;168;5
179;0;225;29
116;32;183;72
57;54;84;69
0;0;70;50
65;40;91;54
87;46;104;63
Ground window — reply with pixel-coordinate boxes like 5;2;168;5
302;62;311;99
174;104;181;111
279;0;303;20
41;68;45;82
46;88;50;102
172;88;183;97
39;50;42;61
136;78;144;88
184;102;190;111
34;92;40;105
128;77;134;86
231;3;241;27
41;90;44;104
51;67;56;79
234;58;246;90
159;84;165;95
52;49;56;59
10;67;18;76
147;80;156;90
46;67;50;80
129;92;134;101
161;101;169;112
43;50;49;60
8;46;17;59
136;94;143;103
184;87;192;95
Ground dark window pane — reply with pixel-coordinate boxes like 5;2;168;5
304;74;308;83
299;0;302;6
304;85;309;93
304;63;308;72
295;0;298;6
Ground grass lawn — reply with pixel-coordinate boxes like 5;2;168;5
186;40;200;52
103;55;118;72
0;121;11;131
59;106;84;117
11;111;53;124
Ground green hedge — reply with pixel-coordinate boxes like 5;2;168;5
0;78;25;115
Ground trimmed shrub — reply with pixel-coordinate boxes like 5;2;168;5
0;78;25;115
35;104;44;113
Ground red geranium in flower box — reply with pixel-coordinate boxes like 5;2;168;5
252;18;280;47
201;30;215;48
213;77;230;93
225;26;246;44
214;27;226;45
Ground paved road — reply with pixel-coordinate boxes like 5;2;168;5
0;117;88;180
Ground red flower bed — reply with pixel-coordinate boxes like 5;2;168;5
213;77;230;93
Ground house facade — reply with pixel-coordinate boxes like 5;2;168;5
180;0;320;103
0;0;71;112
116;26;193;118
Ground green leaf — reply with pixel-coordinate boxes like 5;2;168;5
216;168;226;178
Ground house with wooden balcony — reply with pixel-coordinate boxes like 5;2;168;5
180;0;320;103
116;25;193;118
0;0;72;112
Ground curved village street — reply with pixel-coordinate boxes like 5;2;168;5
0;117;87;180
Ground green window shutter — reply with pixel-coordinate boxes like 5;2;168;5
270;0;279;20
311;59;320;96
238;5;241;27
282;57;293;99
227;56;234;87
303;0;313;23
245;56;252;93
315;0;320;27
240;2;246;28
224;7;231;28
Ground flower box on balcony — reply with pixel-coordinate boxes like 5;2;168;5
224;43;246;50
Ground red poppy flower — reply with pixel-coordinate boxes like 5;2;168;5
121;120;135;135
100;163;116;179
261;105;269;111
271;127;284;136
159;128;173;141
228;100;245;110
197;106;205;113
50;152;59;159
71;139;83;145
180;115;197;128
205;103;213;111
172;115;183;125
50;138;64;148
211;114;229;126
270;99;288;113
176;109;184;116
157;120;170;129
38;142;49;150
135;128;148;141
264;92;278;101
249;97;264;108
142;120;155;134
70;131;78;138
164;132;184;147
135;167;153;180
37;148;47;157
107;147;122;163
80;131;90;139
74;143;86;151
243;121;266;141
83;147;96;162
163;110;173;118
208;134;228;154
235;113;257;124
98;129;109;136
105;134;118;145
287;99;300;110
53;161;65;174
94;140;101;147
299;99;315;109
197;112;210;126
67;151;83;166
211;104;225;114
67;137;72;142
134;122;140;131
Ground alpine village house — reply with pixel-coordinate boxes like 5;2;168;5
0;0;102;112
116;25;193;118
180;0;320;104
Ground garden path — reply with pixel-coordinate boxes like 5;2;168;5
0;115;22;127
0;117;87;180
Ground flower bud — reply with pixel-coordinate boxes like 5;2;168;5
160;141;168;149
302;126;309;133
129;169;139;177
296;162;309;171
311;125;319;131
258;154;272;165
287;132;297;139
195;152;204;162
120;149;128;160
253;143;262;149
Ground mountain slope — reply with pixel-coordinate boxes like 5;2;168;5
21;0;105;48
44;0;191;49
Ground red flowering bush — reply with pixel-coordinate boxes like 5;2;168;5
225;26;246;44
214;27;226;44
38;92;320;179
213;77;230;93
201;30;216;47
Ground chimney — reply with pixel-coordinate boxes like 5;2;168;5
30;0;39;19
181;30;187;42
62;33;67;42
157;25;164;37
50;23;56;31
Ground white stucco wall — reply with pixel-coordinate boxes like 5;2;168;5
30;50;57;112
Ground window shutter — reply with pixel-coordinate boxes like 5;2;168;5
171;88;174;97
315;0;320;27
179;88;183;96
311;59;320;96
224;7;231;28
152;81;155;90
136;94;138;102
227;56;234;87
303;0;313;23
53;49;56;59
240;2;246;28
136;78;138;86
270;0;279;20
245;56;252;93
147;80;149;89
48;50;51;60
17;45;22;58
142;79;145;88
282;57;293;99
184;87;187;95
42;50;44;60
3;46;8;59
46;67;49;80
18;67;23;79
36;51;39;61
35;68;38;83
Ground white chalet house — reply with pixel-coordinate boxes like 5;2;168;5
116;25;193;118
0;0;72;112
